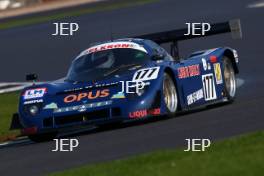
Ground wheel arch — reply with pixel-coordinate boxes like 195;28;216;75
163;67;182;110
223;49;239;74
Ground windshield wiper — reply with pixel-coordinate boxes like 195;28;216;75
103;64;139;77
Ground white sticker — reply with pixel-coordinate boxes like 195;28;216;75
24;99;43;105
187;89;204;105
207;63;211;70
202;58;207;71
202;74;217;101
132;67;160;82
24;88;47;100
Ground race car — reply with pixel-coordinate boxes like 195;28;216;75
10;19;242;142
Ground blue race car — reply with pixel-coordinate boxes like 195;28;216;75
10;20;242;142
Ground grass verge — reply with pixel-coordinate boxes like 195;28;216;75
0;92;20;142
0;0;158;30
49;131;264;176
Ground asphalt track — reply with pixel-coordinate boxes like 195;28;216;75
0;0;264;175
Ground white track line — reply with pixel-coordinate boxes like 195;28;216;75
0;137;30;147
0;86;26;94
247;1;264;8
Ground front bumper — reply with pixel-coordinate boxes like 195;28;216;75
17;90;164;135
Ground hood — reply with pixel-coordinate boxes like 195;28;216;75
20;63;159;109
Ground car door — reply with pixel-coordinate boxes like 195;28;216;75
176;57;208;108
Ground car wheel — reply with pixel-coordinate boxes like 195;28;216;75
28;132;57;142
223;56;236;101
163;72;178;115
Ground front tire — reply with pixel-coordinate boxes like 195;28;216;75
223;56;237;101
162;73;178;115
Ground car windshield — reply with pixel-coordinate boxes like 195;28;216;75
66;48;150;82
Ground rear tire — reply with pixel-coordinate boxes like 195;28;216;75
162;73;178;116
28;132;57;142
223;56;237;101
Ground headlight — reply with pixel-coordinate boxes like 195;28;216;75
29;105;39;116
24;103;42;116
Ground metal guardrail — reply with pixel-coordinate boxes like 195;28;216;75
0;82;46;94
0;79;61;94
0;82;30;94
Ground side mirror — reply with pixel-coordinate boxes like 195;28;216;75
26;73;38;81
151;53;165;61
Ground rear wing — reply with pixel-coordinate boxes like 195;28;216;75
135;19;242;59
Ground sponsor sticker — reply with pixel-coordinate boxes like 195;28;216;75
202;58;207;71
54;100;112;113
63;89;110;103
44;102;58;110
129;109;147;118
129;108;160;119
187;89;204;105
178;64;200;79
214;63;223;84
201;58;211;71
111;92;125;99
24;99;43;105
24;88;47;100
78;42;147;57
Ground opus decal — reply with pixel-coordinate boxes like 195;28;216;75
178;65;200;79
54;100;112;113
64;89;110;103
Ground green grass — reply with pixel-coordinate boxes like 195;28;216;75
0;0;158;30
0;92;20;138
50;131;264;176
